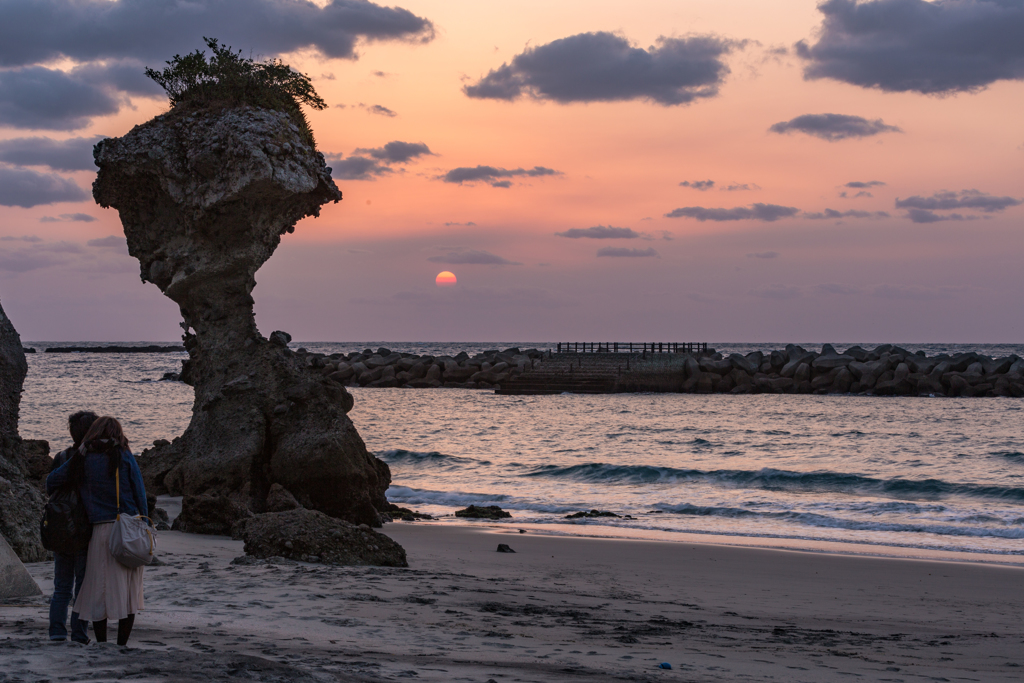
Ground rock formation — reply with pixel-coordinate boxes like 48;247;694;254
93;106;390;528
0;301;47;562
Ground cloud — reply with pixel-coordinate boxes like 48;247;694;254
326;140;433;181
752;284;801;300
87;236;127;249
0;2;433;130
0;0;434;67
556;226;639;239
769;113;901;141
363;104;397;117
902;208;971;223
427;249;521;265
324;155;392;181
802;208;890;219
665;203;800;222
722;183;759;191
596;247;658;258
490;180;512;188
796;0;1024;94
354;141;432;163
746;251;779;259
0;165;88;207
464;31;739;105
39;213;96;223
680;180;714;190
444;221;477;227
0;235;42;242
895;189;1021;213
0;135;103;171
845;180;886;189
0;66;121;130
440;165;561;186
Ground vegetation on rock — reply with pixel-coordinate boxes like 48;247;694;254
145;38;326;144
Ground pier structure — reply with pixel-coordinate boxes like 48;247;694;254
556;342;708;354
499;343;714;395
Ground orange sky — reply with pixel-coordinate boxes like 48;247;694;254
0;0;1022;342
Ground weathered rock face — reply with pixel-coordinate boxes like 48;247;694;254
0;301;47;562
93;106;390;527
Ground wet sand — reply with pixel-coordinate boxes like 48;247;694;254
2;516;1022;682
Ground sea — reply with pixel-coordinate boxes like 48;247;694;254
20;341;1024;565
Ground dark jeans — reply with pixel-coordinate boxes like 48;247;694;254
49;551;88;642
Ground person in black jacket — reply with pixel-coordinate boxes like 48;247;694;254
47;410;97;643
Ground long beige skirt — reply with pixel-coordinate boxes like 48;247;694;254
74;521;144;621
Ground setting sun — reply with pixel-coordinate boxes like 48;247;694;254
435;271;457;287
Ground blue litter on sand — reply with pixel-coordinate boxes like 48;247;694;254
658;662;672;669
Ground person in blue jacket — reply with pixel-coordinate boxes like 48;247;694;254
47;416;148;646
46;410;98;643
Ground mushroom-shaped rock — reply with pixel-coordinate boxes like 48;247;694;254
93;106;390;527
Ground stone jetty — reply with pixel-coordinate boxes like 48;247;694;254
498;344;1024;397
302;346;546;390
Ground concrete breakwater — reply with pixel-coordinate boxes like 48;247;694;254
299;346;548;390
497;344;1024;396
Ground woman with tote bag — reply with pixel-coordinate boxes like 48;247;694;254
47;416;150;646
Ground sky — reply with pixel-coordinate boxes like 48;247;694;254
0;0;1022;343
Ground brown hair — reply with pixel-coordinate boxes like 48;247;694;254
81;416;130;477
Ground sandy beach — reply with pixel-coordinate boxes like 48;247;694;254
2;500;1022;683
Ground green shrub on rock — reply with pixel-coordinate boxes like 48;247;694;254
145;37;326;145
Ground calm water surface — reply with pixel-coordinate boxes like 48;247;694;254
20;342;1024;562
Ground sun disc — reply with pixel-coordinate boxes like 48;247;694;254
435;271;457;287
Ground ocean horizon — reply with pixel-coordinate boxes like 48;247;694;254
20;341;1024;565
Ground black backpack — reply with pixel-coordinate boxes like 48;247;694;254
40;450;93;554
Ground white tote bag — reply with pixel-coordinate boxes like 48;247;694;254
109;469;157;568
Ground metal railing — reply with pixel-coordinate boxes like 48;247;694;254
555;342;708;354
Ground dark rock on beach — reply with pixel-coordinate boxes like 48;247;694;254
565;509;621;519
94;105;391;530
381;503;433;521
238;508;407;567
455;505;512;520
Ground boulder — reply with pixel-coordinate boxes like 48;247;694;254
728;354;756;375
780;353;815;378
455;505;512;519
812;354;853;371
698;357;733;375
239;508;407;566
0;532;39;599
96;106;391;528
793;363;811;383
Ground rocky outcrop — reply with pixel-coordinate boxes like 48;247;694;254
237;508;407;567
500;344;1024;397
454;505;512;519
0;301;47;562
93;105;390;528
